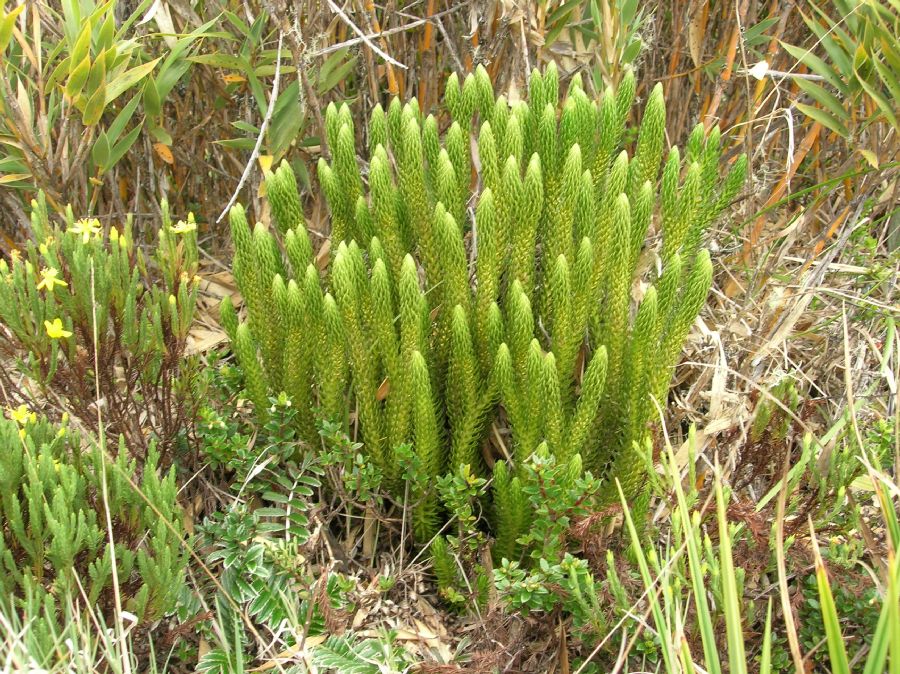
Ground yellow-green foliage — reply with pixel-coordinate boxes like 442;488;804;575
225;64;745;545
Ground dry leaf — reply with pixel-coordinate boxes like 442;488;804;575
688;0;709;68
376;377;390;401
153;143;174;165
315;239;332;271
186;328;227;355
250;635;328;671
859;149;879;169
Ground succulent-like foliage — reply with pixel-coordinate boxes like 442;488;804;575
0;412;186;623
224;65;745;546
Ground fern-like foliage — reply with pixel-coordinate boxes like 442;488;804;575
224;64;745;547
313;633;412;673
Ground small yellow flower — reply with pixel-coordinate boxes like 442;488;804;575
36;267;68;292
68;218;102;244
110;226;119;241
9;404;30;425
44;318;72;340
170;219;197;235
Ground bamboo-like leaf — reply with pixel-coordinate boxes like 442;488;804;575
781;42;850;96
105;57;162;104
794;78;849;124
794;101;850;138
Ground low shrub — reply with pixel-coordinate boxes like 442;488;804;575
0;194;201;456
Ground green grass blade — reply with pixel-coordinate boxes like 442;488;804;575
715;473;747;674
889;550;900;674
760;598;773;674
863;580;892;674
669;449;722;674
810;520;851;674
618;480;679;674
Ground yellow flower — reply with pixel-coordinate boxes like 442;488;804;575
9;404;30;425
39;235;55;255
68;218;102;244
171;218;197;235
36;267;68;292
44;318;72;340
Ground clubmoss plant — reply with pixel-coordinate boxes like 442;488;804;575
224;63;746;546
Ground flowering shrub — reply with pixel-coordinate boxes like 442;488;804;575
0;193;201;457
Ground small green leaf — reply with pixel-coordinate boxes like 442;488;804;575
622;38;642;64
217;137;257;150
781;42;850;96
82;81;107;125
855;64;899;130
48;56;72;90
743;17;779;48
317;54;358;94
85;48;108;95
794;78;848;122
106;94;141;145
66;54;92;100
230;120;260;134
70;21;92;67
149;124;172;144
187;53;247;70
798;8;853;75
143;76;161;118
92;131;111;169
